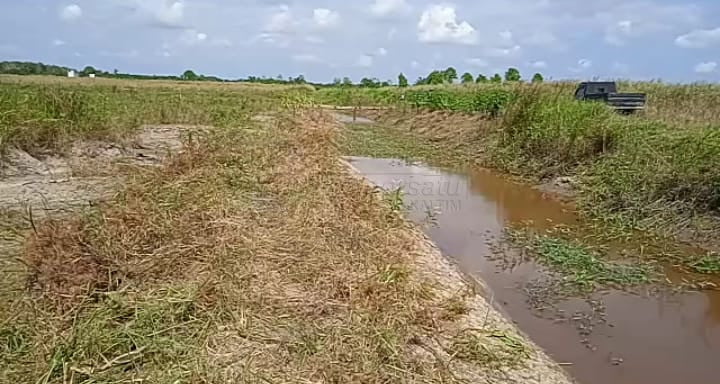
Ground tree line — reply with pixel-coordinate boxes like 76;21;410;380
0;61;544;88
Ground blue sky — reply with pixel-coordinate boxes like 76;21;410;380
1;0;719;83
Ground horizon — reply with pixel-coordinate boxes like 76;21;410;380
1;1;719;83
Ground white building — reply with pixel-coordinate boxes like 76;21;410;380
67;70;76;78
88;73;96;79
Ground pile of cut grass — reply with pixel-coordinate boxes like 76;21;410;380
1;108;545;383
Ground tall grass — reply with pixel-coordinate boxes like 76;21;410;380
315;81;720;125
0;79;312;155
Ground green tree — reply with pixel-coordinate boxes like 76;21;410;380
182;70;198;81
342;77;353;87
460;72;474;84
398;73;409;87
476;74;488;83
504;67;521;82
426;71;445;85
443;67;458;83
490;73;502;83
531;73;544;83
81;66;97;76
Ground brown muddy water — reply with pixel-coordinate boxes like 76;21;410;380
347;156;720;384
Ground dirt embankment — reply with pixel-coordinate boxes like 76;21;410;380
1;111;573;384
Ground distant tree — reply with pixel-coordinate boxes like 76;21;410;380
342;77;353;87
461;72;474;84
425;71;446;85
414;76;425;85
360;77;383;88
182;70;198;81
113;68;119;75
504;67;521;82
398;73;409;87
290;75;306;84
490;73;503;83
476;74;488;83
81;66;96;76
531;73;544;83
332;78;342;86
443;67;458;83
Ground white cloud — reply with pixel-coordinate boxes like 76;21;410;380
376;47;388;56
292;54;321;63
60;4;82;22
129;0;185;28
465;58;489;67
418;5;477;45
155;1;184;27
605;20;633;45
356;54;374;68
265;5;295;34
410;60;420;69
371;0;410;17
530;60;547;69
694;61;717;74
181;30;209;45
313;8;339;28
675;28;720;48
596;3;700;46
52;39;66;46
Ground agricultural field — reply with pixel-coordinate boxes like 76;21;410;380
2;74;720;384
0;76;574;384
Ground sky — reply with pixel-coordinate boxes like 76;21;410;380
1;0;720;83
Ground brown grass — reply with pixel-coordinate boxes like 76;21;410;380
1;108;570;383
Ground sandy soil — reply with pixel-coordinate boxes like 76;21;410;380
0;125;186;218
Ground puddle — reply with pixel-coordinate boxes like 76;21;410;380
347;156;720;384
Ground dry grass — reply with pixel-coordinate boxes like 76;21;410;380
0;107;567;383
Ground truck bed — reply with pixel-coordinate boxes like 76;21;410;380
607;93;646;110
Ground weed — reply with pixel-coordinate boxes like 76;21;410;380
449;329;530;369
508;229;655;292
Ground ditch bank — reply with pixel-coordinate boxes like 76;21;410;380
334;111;720;384
358;107;720;253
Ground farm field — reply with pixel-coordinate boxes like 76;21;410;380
0;76;572;384
1;75;720;384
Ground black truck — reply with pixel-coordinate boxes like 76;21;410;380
574;82;646;113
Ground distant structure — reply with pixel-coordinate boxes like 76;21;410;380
88;73;96;79
67;70;76;78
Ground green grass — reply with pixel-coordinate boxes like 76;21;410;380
340;122;470;167
509;229;655;292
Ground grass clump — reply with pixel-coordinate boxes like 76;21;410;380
490;91;621;178
449;329;530;369
339;121;473;168
509;229;654;292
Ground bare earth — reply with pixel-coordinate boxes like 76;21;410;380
0;125;186;217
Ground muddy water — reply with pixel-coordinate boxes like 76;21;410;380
347;156;720;384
